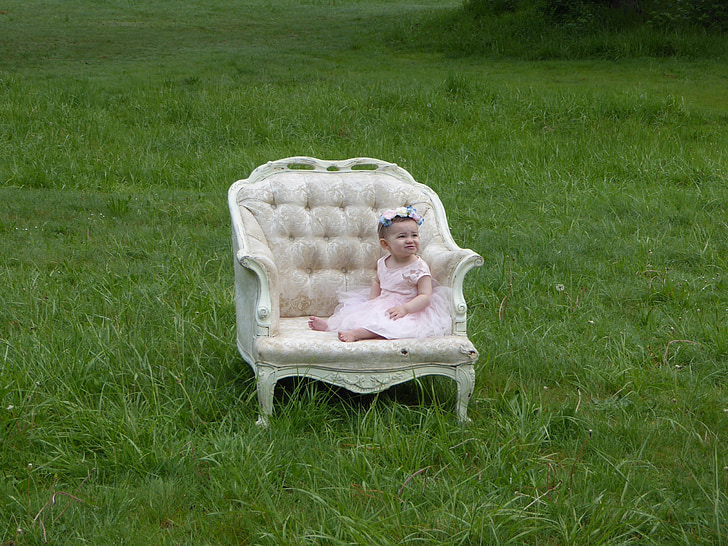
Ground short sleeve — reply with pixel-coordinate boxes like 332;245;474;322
403;257;432;285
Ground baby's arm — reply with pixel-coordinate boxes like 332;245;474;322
368;276;382;300
387;276;432;320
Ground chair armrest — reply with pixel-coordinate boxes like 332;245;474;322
235;244;279;334
230;201;280;344
422;243;483;335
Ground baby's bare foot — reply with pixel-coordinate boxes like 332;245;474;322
308;316;328;331
338;330;359;342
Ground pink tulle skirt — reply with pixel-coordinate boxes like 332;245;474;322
326;286;452;339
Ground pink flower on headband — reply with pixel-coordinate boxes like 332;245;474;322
378;206;423;227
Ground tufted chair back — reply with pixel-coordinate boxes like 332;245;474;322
235;163;446;318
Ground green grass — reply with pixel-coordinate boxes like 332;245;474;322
2;0;728;543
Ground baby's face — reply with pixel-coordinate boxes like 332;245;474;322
381;219;420;259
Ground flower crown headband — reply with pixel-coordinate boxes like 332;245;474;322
378;206;424;227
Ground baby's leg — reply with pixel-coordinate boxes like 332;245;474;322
338;328;384;343
308;316;329;331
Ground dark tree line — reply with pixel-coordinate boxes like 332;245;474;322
465;0;728;30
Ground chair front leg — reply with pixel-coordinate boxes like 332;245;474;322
256;366;277;427
455;364;476;423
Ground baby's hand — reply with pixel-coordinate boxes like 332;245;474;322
387;305;408;320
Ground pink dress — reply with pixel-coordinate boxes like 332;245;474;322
326;256;452;339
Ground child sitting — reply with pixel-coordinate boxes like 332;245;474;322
308;206;451;342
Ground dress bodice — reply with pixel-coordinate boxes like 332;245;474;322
377;256;431;297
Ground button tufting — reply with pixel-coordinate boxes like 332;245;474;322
341;268;347;274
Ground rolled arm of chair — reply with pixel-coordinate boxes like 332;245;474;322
231;206;280;341
423;243;483;335
236;244;279;334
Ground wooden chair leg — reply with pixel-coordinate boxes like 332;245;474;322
256;367;277;427
455;365;476;423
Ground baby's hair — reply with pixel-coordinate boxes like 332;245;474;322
378;216;416;239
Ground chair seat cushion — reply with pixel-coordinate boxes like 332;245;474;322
255;317;479;370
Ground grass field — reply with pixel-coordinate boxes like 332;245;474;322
2;0;728;543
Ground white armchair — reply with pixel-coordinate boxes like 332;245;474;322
228;157;483;425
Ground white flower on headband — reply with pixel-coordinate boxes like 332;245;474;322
378;206;423;227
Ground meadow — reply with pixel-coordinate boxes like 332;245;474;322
1;0;728;543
